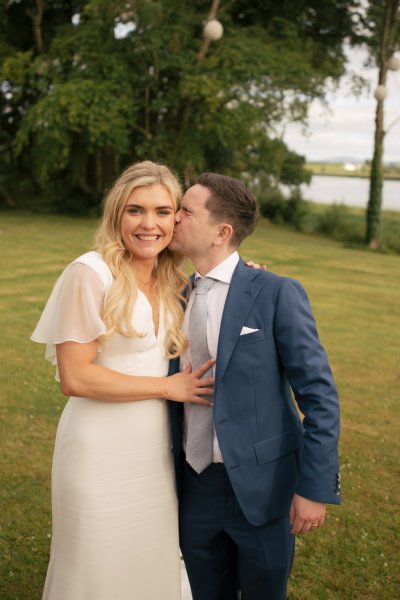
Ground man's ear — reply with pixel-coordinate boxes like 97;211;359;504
214;223;234;246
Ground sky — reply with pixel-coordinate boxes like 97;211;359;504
283;46;400;164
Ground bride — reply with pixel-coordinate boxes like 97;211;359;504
31;161;213;600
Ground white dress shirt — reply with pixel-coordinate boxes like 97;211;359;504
181;251;240;463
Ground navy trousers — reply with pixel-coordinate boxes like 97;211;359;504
179;461;295;600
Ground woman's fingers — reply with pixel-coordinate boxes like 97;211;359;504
196;377;214;389
190;395;213;406
167;360;215;404
246;261;259;268
194;386;214;397
246;261;268;271
193;358;215;377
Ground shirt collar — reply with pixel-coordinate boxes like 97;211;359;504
195;251;239;285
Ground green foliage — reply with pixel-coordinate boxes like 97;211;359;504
316;203;352;237
1;0;360;211
315;203;364;244
258;187;288;223
259;187;311;231
355;0;400;64
15;79;133;182
248;137;312;230
281;151;312;187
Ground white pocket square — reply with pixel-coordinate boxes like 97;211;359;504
240;326;260;335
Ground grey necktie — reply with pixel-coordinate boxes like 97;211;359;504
186;276;217;473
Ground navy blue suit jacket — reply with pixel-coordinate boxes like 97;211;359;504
169;258;340;526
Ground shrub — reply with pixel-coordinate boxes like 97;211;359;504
315;203;364;243
258;187;310;230
316;203;352;237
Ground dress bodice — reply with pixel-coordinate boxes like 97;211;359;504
31;251;169;379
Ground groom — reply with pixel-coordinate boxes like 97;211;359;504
168;173;340;600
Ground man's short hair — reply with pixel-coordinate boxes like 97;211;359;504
196;173;260;247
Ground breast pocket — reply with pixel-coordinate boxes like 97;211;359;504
236;328;265;348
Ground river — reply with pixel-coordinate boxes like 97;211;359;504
300;175;400;211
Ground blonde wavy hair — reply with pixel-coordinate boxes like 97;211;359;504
94;160;188;358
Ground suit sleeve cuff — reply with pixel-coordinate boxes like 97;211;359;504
296;473;341;505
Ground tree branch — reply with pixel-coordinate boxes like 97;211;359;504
387;114;400;133
219;0;237;15
197;0;221;63
26;0;45;54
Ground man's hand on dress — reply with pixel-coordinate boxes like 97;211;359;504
166;359;215;405
290;494;326;535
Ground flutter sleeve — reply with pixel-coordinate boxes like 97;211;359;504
31;262;107;377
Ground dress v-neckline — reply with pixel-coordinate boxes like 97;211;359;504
137;289;162;340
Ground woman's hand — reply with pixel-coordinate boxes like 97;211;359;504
166;359;215;405
246;261;268;270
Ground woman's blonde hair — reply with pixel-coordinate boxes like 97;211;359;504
94;160;188;358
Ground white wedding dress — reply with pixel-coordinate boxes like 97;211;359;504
32;251;181;600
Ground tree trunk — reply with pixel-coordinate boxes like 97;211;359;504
366;130;384;248
365;0;399;248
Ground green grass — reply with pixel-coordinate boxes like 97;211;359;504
307;161;400;180
1;212;400;599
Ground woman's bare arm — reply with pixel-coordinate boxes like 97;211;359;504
56;341;214;405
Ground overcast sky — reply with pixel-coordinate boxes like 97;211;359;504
283;46;400;164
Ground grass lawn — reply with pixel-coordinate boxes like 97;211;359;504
1;212;399;599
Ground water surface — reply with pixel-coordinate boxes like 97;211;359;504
301;175;399;211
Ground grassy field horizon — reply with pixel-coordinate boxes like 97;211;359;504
306;161;400;180
1;212;399;599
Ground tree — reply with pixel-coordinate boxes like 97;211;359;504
1;0;360;211
362;0;400;248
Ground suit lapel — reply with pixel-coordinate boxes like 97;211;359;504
215;259;263;384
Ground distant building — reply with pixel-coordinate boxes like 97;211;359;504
344;163;357;172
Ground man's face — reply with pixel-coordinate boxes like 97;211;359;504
169;184;219;259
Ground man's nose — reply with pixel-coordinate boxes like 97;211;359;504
175;210;182;224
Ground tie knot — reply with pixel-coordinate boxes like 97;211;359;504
194;276;217;295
